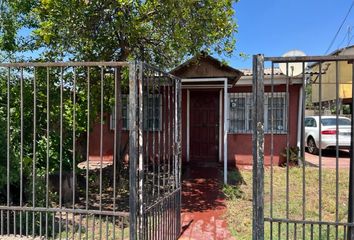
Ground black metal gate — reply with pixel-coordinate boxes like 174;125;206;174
129;62;182;240
253;54;354;239
0;61;181;240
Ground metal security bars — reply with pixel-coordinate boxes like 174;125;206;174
0;61;182;240
253;54;354;240
129;62;182;240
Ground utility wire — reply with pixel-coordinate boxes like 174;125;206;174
325;0;354;54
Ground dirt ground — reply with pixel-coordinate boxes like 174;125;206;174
0;235;43;240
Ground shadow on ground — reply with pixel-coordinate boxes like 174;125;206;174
311;149;350;158
182;164;225;213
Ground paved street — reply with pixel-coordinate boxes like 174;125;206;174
305;150;350;169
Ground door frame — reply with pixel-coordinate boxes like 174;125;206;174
182;78;228;183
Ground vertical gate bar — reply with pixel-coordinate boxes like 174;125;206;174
168;82;171;192
147;68;151;238
270;62;274;240
272;62;274;239
176;77;182;236
46;67;50;239
157;73;162;203
78;214;82;240
72;68;77;240
224;77;228;184
178;78;182;237
86;67;90;240
91;215;95;240
348;62;354;239
32;67;37;238
285;62;289;240
336;61;340;239
164;77;167;197
318;62;323;239
138;62;144;240
13;211;16;235
99;66;104;239
113;67;118;240
39;212;43;238
25;211;28;236
20;67;24;237
252;54;264;240
59;66;64;239
153;73;162;198
6;67;10;235
294;223;297;239
152;69;156;209
172;75;176;190
105;215;109;240
129;61;138;240
152;205;155;240
146;68;150;208
301;62;306;240
65;211;68;239
73;68;76;211
52;212;55;239
162;80;168;197
172;78;175;191
1;210;3;235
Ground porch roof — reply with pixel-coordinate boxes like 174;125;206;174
170;53;243;86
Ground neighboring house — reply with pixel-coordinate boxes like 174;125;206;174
311;45;354;109
88;54;304;168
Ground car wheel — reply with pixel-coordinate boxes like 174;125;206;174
307;137;319;155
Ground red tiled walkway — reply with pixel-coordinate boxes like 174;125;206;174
179;164;235;240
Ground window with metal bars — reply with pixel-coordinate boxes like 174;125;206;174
110;94;161;131
228;92;287;133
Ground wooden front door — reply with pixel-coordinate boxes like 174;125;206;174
190;91;219;162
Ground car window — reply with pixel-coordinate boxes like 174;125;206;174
305;118;316;127
321;118;351;126
304;118;311;127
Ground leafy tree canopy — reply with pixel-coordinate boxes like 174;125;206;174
1;0;238;67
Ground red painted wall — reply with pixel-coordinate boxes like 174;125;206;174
88;113;129;162
89;84;301;167
89;87;176;164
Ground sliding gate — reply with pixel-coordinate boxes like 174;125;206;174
252;54;354;239
129;62;182;240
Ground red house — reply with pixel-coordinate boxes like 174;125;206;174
87;54;304;181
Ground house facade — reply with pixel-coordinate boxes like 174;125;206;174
311;45;354;107
87;54;304;170
171;55;304;167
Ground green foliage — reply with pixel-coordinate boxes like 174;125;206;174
3;0;238;66
222;169;245;200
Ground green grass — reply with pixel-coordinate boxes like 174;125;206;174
224;167;350;239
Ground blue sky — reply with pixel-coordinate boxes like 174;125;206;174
14;1;354;69
224;0;354;69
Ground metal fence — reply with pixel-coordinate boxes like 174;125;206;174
252;54;354;239
0;61;181;239
129;62;182;240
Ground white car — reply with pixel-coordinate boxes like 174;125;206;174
304;116;351;154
